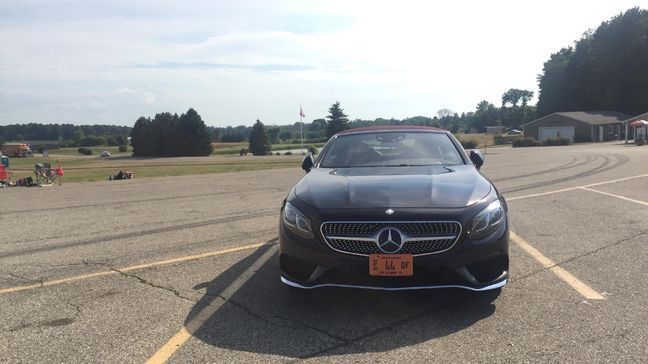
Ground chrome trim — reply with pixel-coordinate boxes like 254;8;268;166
320;221;463;257
326;235;376;242
401;235;457;242
281;276;507;292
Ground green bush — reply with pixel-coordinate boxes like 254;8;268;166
541;138;571;146
512;138;541;148
307;145;319;155
275;152;280;155
284;151;293;155
636;137;645;146
79;135;106;147
495;134;524;145
460;140;478;149
118;145;128;153
78;147;93;155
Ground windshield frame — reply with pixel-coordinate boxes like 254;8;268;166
315;130;469;169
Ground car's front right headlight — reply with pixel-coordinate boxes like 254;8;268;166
283;201;314;239
467;199;504;239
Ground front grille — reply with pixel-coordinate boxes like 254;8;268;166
321;221;462;256
328;238;380;255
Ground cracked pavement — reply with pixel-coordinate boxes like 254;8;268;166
2;143;648;362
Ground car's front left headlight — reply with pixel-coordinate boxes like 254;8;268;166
283;201;314;239
468;199;504;239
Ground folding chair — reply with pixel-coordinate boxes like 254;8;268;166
34;163;59;185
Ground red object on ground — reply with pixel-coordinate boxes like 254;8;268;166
0;165;9;180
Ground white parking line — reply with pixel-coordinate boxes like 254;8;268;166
507;173;648;201
510;232;604;300
580;187;648;207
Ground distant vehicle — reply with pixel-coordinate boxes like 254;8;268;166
507;129;523;135
0;143;33;157
279;126;508;293
100;151;111;158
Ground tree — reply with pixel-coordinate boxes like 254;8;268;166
473;101;499;130
537;47;573;116
267;127;281;144
308;118;327;139
177;108;213;156
79;135;106;147
436;108;455;130
501;89;534;108
248;119;271;156
536;7;648;116
325;101;349;138
130;109;213;157
130;117;151;156
500;89;535;128
279;130;292;142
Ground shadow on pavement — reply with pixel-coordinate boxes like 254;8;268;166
185;244;500;359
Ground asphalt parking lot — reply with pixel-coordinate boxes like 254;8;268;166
1;141;648;363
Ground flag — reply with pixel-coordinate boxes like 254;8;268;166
299;105;305;118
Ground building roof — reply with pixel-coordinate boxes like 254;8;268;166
337;125;444;135
624;112;648;123
522;111;632;127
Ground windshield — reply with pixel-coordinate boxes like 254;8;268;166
320;132;465;168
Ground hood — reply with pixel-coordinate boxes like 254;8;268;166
294;165;491;209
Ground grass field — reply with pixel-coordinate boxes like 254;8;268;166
3;134;505;184
51;146;130;156
455;133;494;147
211;142;325;155
5;152;303;183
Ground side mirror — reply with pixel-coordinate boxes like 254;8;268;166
301;153;314;173
469;150;484;170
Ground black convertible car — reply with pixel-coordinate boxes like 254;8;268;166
279;126;508;291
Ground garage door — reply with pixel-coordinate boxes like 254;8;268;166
539;126;575;141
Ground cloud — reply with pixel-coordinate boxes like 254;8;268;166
1;0;644;125
117;88;155;104
117;88;137;95
142;91;156;104
125;62;315;72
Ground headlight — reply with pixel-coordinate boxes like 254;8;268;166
468;199;504;239
283;201;313;238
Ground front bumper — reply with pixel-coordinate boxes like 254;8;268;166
279;218;509;291
281;276;508;292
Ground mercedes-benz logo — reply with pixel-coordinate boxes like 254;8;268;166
377;228;404;253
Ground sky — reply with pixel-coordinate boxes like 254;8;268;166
0;0;645;127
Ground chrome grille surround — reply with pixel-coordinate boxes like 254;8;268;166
320;221;462;257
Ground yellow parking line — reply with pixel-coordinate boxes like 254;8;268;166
145;328;192;364
0;242;271;295
580;187;648;207
510;231;604;300
145;245;277;364
507;173;648;201
0;271;117;295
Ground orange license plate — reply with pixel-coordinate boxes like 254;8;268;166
369;254;413;276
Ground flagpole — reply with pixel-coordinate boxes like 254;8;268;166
300;104;304;155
